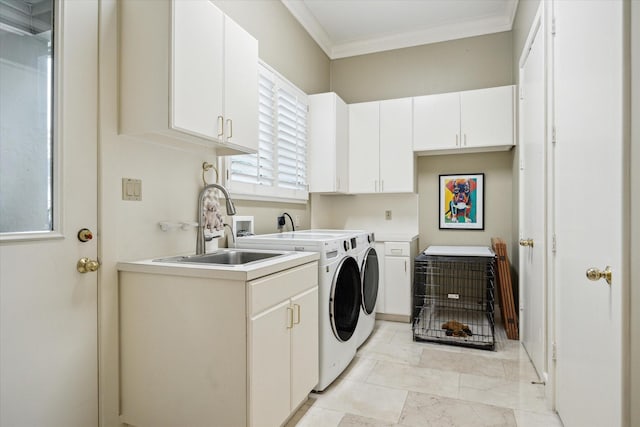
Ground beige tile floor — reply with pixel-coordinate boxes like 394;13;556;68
287;321;564;427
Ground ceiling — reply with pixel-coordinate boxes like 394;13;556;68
282;0;519;59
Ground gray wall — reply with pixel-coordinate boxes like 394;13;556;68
324;31;515;254
331;31;513;103
212;0;331;235
214;0;330;95
631;1;639;425
510;0;541;269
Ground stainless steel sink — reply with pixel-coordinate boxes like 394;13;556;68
154;250;287;266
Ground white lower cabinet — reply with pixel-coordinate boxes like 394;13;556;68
118;261;318;427
375;238;418;320
250;286;318;427
384;255;411;317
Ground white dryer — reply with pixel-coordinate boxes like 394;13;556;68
352;232;379;347
235;231;362;391
295;230;379;347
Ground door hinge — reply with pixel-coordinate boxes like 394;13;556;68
552;234;557;254
552;342;557;361
552;126;557;144
552;17;556;36
519;86;524;100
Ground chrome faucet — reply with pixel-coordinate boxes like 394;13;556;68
196;183;237;255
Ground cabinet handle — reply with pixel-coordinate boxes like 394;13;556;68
287;307;294;329
226;119;233;139
464;134;467;146
294;304;301;325
405;260;407;273
217;116;224;137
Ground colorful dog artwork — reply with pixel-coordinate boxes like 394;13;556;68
439;174;484;230
445;178;476;223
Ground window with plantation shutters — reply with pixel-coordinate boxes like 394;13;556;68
225;62;308;202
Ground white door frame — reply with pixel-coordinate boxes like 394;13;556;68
518;1;549;381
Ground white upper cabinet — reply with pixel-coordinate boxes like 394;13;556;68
119;0;258;155
308;93;349;193
413;85;515;154
379;98;414;193
349;98;414;194
460;86;514;149
413;92;460;151
349;101;380;193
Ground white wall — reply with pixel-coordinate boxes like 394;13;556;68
311;193;419;237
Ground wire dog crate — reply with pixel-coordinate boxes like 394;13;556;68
412;246;496;350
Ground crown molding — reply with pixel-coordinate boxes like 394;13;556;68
282;0;520;60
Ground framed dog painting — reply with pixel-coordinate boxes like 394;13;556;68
439;173;484;230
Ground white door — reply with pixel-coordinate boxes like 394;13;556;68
518;8;546;378
0;1;99;425
553;1;625;425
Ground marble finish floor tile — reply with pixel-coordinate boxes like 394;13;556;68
285;405;345;427
398;391;517;427
366;360;460;399
419;347;508;378
514;409;564;427
311;379;408;423
291;321;561;427
337;413;396;427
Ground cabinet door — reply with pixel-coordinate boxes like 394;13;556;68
413;92;460;151
335;96;349;192
308;93;348;193
172;0;224;139
290;287;319;410
224;14;259;152
349;102;380;193
380;98;414;193
375;242;386;313
460;86;514;148
249;300;291;427
384;256;411;316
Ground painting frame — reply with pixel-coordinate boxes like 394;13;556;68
439;173;485;230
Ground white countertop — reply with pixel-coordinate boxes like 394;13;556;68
374;233;419;242
118;249;319;281
422;245;495;257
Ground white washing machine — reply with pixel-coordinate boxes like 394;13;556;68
295;230;379;347
235;231;362;391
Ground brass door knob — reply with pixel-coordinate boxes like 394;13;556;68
586;266;612;285
519;239;534;247
77;257;100;273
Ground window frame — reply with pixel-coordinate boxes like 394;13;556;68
222;61;309;203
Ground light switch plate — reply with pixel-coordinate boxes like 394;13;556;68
122;178;142;201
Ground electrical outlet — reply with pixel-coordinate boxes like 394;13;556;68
277;215;285;229
385;210;392;220
294;215;301;226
